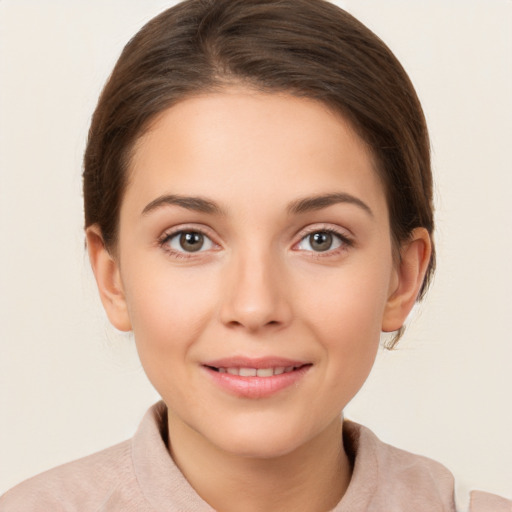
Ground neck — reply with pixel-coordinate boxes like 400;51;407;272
167;414;351;512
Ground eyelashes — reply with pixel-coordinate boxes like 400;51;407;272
164;231;215;254
295;227;353;254
158;225;354;260
158;227;218;259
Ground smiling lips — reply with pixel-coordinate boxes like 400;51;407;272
214;365;301;377
203;358;312;399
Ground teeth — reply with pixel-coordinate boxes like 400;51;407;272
256;368;274;377
239;367;257;377
215;366;300;377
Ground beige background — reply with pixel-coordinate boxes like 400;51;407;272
1;0;511;503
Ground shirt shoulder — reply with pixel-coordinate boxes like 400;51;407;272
0;402;211;512
469;491;512;512
0;440;148;512
339;420;511;512
338;420;456;511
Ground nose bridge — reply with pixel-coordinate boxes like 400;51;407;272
219;239;291;331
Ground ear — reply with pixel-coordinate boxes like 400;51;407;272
382;227;432;333
86;225;132;332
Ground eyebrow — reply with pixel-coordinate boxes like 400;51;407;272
141;194;225;216
287;193;374;217
141;192;373;218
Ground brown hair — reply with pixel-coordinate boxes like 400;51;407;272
83;0;435;345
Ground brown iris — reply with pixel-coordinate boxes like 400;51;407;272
309;232;333;252
179;232;204;252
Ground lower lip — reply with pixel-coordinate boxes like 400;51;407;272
203;365;311;399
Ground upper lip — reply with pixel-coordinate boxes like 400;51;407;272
202;356;310;369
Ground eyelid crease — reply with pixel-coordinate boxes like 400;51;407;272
295;223;354;241
158;224;218;245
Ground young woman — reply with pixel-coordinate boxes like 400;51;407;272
1;1;510;510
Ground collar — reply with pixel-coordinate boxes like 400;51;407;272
132;402;456;512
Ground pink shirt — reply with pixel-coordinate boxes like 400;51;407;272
1;402;510;511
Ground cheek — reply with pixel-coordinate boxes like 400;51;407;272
294;256;393;382
297;259;391;337
121;260;219;370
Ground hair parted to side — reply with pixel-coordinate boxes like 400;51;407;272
83;0;435;348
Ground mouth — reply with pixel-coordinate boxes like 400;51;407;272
202;359;312;398
205;365;308;377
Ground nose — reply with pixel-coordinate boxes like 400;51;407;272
219;248;292;333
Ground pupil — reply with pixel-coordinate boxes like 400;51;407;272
180;232;204;252
311;232;332;252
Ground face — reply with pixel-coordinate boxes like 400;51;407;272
94;89;419;459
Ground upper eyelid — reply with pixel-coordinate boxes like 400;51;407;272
292;225;355;252
157;226;221;254
159;224;218;241
157;223;353;247
158;227;220;258
295;223;353;240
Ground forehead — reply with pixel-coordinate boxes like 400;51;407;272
124;89;387;221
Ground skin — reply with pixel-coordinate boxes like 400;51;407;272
87;88;431;512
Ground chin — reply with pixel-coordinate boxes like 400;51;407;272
200;412;329;460
217;430;308;460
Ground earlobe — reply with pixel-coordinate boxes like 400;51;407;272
86;226;132;332
382;228;432;333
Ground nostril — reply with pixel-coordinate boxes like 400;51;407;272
225;318;281;332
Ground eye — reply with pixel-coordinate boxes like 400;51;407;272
164;231;215;253
296;230;346;252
